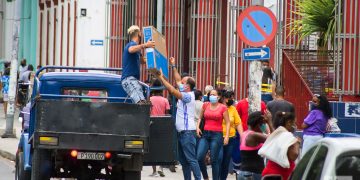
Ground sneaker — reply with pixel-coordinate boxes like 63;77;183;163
149;172;159;177
158;171;165;177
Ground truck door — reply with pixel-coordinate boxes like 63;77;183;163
143;116;177;165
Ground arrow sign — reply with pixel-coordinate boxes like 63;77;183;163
90;40;104;46
242;47;270;61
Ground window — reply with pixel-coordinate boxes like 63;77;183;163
336;152;360;178
62;88;108;102
306;145;328;180
291;146;318;180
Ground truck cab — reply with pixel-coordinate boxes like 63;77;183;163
16;66;176;180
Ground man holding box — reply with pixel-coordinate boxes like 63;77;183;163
121;25;155;103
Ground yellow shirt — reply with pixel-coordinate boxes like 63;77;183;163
222;106;242;137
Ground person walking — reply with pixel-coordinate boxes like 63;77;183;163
301;94;332;156
121;25;155;104
194;90;204;126
266;86;295;122
196;89;230;180
150;57;201;180
149;79;170;177
259;112;300;180
1;63;10;116
238;111;273;180
218;90;243;180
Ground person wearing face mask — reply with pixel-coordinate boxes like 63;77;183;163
301;94;332;157
121;25;155;104
150;58;202;180
218;90;243;180
259;112;300;180
238;111;273;180
195;89;230;180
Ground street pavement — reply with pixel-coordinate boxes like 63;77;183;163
0;156;15;180
0;103;234;179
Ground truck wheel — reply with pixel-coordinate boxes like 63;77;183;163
16;152;31;180
111;166;124;180
31;149;52;180
16;152;30;180
124;171;140;180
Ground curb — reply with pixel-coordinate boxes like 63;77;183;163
0;149;16;161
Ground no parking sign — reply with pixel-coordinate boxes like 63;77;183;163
237;6;277;47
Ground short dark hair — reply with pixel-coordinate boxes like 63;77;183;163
186;77;196;90
248;111;264;128
181;72;189;79
28;64;34;71
194;90;203;100
273;112;295;129
223;90;234;98
4;68;10;76
275;86;285;97
151;79;163;95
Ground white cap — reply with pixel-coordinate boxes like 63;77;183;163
128;25;140;35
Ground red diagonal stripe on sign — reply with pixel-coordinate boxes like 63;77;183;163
246;14;270;40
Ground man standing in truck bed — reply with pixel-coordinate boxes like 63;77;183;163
121;25;155;103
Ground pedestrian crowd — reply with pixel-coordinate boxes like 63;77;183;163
118;25;339;180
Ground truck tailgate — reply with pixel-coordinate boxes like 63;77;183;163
33;99;150;152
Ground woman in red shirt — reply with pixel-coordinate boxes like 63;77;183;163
261;112;300;180
196;89;230;180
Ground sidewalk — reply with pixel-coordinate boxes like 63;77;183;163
0;103;21;161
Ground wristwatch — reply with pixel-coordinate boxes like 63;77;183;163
170;64;176;68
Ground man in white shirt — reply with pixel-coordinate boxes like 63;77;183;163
151;57;201;180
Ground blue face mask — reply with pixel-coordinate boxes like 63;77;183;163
209;95;218;104
179;84;185;92
260;123;267;133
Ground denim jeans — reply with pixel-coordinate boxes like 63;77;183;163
237;170;262;180
121;76;145;103
196;137;209;179
232;132;242;170
178;130;202;180
218;137;236;180
197;131;223;180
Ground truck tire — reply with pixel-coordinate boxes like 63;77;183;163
31;149;52;180
16;152;30;180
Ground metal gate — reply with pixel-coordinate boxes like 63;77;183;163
105;0;155;81
189;0;222;91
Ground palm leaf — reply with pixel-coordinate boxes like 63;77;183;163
288;0;339;49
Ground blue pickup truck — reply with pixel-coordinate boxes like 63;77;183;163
15;66;176;180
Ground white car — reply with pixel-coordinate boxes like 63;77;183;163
291;137;360;180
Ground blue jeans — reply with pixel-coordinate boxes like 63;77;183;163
197;131;223;180
232;132;242;170
178;130;202;180
219;137;236;180
237;171;262;180
196;137;209;179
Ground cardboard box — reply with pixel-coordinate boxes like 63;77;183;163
143;26;169;78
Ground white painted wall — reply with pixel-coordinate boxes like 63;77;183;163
75;0;107;68
0;0;4;60
55;5;61;66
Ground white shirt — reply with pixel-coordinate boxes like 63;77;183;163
175;91;196;132
194;100;204;125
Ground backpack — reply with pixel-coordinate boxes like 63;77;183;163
326;117;341;133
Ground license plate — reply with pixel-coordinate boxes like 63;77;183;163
77;152;105;160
